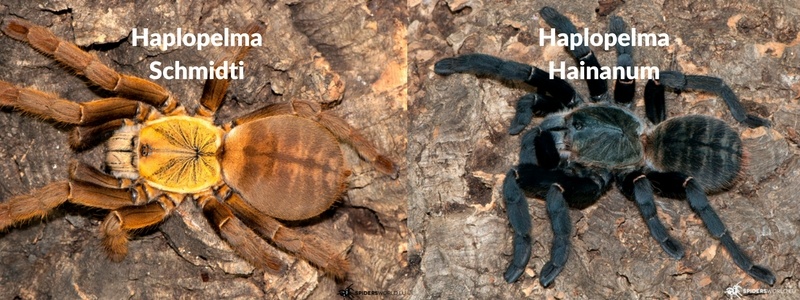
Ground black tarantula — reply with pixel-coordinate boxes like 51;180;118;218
434;7;775;287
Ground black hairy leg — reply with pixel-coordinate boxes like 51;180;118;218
434;53;581;134
502;169;533;284
617;171;685;259
503;163;611;284
539;184;570;287
646;172;776;285
540;7;607;100
658;71;770;128
644;79;667;124
609;16;635;106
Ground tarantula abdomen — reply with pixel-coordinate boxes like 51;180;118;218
644;115;744;194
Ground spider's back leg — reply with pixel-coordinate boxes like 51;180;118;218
645;172;775;285
658;71;770;128
617;171;685;259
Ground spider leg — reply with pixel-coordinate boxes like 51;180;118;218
505;163;610;285
502;169;532;283
0;161;140;231
2;18;178;112
0;81;150;125
195;22;263;118
540;7;608;100
69;119;128;151
434;53;580;117
224;193;349;279
658;71;770;127
539;184;571;287
100;196;175;261
609;16;635;106
617;171;684;259
649;172;776;285
198;194;286;273
233;101;398;178
519;127;561;168
644;79;667;124
509;93;571;135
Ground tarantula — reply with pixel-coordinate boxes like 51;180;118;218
435;7;775;287
0;18;397;278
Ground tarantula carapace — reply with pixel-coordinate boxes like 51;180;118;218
434;7;775;287
0;18;397;278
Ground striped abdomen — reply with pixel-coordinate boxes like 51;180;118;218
645;115;743;192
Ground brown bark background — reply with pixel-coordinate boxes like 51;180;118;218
0;0;410;299
409;0;799;299
2;0;800;299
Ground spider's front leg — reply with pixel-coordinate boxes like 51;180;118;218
609;16;635;106
0;79;152;124
540;7;608;101
2;18;177;110
433;53;581;134
195;22;263;118
647;172;776;285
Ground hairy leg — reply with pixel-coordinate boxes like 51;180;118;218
658;71;770;127
502;169;532;283
609;16;635;106
617;171;684;259
0;178;136;231
648;171;775;285
198;195;286;273
225;193;350;279
540;7;608;100
0;81;149;125
196;22;263;117
539;184;571;287
2;18;178;112
644;79;667;124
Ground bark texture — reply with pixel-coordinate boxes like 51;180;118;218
409;0;799;299
0;0;410;299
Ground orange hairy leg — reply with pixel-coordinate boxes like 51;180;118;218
196;22;263;117
100;197;175;261
199;195;286;273
0;81;149;125
0;181;136;231
1;18;176;111
225;193;349;279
